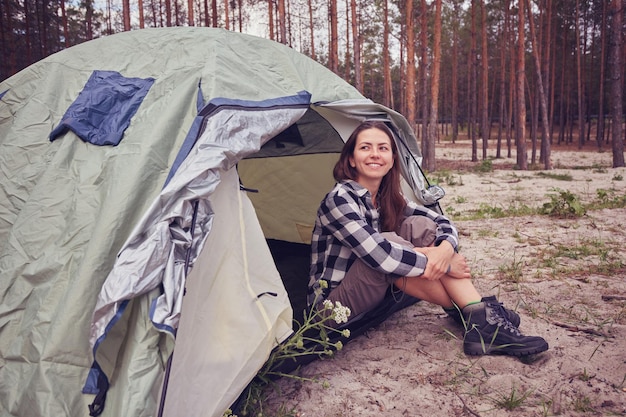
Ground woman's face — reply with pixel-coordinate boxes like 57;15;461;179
349;127;394;186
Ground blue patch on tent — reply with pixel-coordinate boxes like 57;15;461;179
49;70;154;146
0;89;7;99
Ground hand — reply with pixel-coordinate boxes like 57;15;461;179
414;241;471;281
414;240;454;281
446;252;472;279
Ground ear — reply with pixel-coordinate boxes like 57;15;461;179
349;156;355;168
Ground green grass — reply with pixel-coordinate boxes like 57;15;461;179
490;385;532;411
536;171;573;181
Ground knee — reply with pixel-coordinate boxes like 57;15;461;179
398;216;437;247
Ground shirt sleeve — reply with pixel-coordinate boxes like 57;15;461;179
319;190;428;277
404;200;460;251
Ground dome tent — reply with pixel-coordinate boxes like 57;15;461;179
0;27;442;417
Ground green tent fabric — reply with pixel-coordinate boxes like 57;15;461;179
0;27;441;417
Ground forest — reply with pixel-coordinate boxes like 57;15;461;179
1;0;625;169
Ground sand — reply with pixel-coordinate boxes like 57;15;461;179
260;141;626;417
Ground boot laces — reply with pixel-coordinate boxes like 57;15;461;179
486;300;521;335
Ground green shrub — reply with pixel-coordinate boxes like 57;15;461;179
540;188;586;218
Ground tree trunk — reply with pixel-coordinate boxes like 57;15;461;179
470;0;477;162
382;0;391;107
423;0;442;172
211;0;217;27
609;0;624;167
525;0;551;169
187;0;193;25
165;0;172;27
278;0;286;43
268;0;274;40
136;0;143;27
60;0;69;46
85;0;93;39
574;0;584;148
451;1;459;144
329;0;339;74
308;0;315;59
480;0;489;160
418;0;428;143
497;0;510;159
350;0;362;91
405;0;416;131
516;0;527;170
597;0;607;150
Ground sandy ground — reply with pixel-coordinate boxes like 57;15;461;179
261;141;626;417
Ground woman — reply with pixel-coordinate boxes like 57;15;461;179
308;120;548;357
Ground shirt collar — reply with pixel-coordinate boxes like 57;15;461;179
340;179;370;198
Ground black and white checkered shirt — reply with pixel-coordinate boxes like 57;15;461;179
308;180;459;302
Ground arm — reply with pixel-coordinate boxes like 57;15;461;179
320;188;428;277
404;200;459;251
404;201;470;280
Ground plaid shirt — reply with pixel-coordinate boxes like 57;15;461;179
308;180;459;303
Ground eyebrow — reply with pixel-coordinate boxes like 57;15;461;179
358;141;391;147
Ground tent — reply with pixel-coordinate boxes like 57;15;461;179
0;27;443;417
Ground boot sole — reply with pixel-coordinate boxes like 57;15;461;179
464;340;549;357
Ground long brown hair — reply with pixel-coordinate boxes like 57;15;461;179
333;120;406;232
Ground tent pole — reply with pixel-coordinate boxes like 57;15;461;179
156;200;201;417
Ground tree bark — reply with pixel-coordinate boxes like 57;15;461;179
574;0;585;148
211;0;217;27
278;0;286;43
165;0;172;27
608;0;624;167
308;0;315;59
268;0;274;40
419;0;428;143
405;0;417;131
382;0;391;107
451;0;460;144
525;0;551;169
470;0;478;162
350;0;362;91
329;0;339;74
497;0;510;159
137;0;144;27
480;0;489;160
60;0;69;46
597;0;607;150
516;0;527;169
424;0;442;172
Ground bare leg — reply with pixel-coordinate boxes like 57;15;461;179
394;273;481;309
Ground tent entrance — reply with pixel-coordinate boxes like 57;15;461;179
266;239;310;328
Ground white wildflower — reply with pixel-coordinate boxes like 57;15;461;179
331;301;351;324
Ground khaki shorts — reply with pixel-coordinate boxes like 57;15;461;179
326;216;437;322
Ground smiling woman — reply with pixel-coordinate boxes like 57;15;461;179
307;120;549;358
348;127;395;199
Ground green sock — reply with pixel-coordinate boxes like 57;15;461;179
463;300;481;308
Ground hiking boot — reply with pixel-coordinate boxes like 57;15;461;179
462;299;548;357
445;296;521;328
